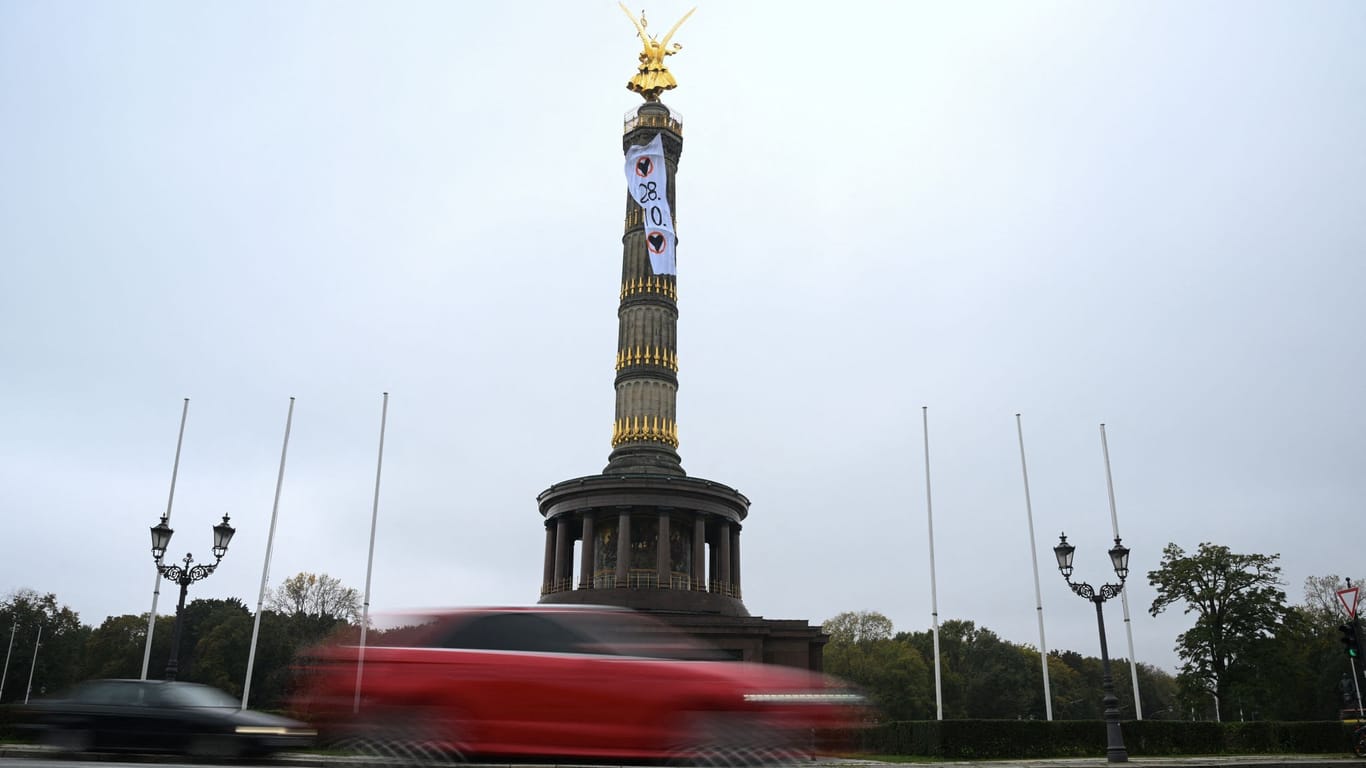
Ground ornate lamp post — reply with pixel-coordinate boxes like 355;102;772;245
149;514;236;681
1054;532;1131;763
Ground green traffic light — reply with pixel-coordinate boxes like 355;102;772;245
1342;622;1362;658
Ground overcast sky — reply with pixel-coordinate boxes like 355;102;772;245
2;2;1363;677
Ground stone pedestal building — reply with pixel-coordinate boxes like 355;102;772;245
536;103;825;670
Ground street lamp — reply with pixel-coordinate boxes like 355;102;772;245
149;514;236;681
1054;532;1130;763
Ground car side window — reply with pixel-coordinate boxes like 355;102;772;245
439;613;591;653
104;682;147;706
72;681;120;704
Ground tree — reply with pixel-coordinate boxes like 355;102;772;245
1133;661;1180;720
1233;605;1341;720
175;598;251;687
188;604;253;697
267;572;361;622
1147;542;1286;714
898;620;1049;719
823;609;1179;721
940;621;1038;719
1302;573;1364;626
1046;649;1178;720
822;612;931;721
0;590;89;703
1046;652;1094;718
822;611;894;645
1253;573;1366;719
82;614;164;680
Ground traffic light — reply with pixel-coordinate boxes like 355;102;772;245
1341;621;1361;658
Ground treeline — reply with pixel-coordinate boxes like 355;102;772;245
822;611;1179;721
822;551;1359;723
0;573;358;710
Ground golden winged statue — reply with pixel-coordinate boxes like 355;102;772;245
619;3;696;102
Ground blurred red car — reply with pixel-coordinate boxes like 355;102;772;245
290;606;868;763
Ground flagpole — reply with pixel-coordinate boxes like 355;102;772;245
24;625;41;704
1016;414;1054;720
354;392;389;714
922;406;943;721
1100;423;1143;719
0;622;15;701
141;398;190;680
242;397;295;710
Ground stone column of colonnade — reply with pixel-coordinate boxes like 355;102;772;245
731;526;741;596
578;515;595;589
692;517;706;590
542;527;555;591
718;521;731;593
656;511;671;587
615;511;631;586
553;518;571;592
542;510;744;598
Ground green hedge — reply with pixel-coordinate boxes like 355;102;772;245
835;719;1358;759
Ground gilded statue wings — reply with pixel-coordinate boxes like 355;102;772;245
660;7;696;49
618;2;650;44
618;3;696;48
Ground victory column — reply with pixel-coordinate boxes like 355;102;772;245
534;6;825;668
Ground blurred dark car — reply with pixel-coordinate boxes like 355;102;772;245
290;606;869;763
22;678;316;757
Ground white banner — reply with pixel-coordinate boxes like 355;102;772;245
624;133;675;275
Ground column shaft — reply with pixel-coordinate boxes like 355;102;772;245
656;512;671;588
718;521;732;594
731;526;742;596
579;514;596;589
554;518;571;591
542;526;555;593
604;109;685;476
615;511;631;587
692;516;706;590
